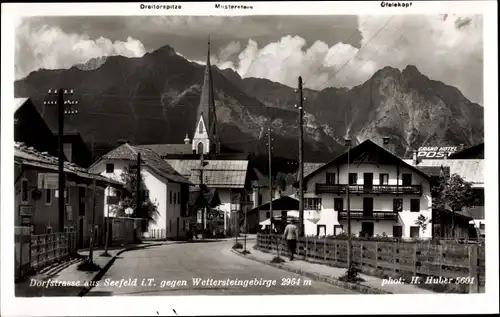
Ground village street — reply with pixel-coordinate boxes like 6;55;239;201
85;240;356;296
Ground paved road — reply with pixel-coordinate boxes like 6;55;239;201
86;241;356;296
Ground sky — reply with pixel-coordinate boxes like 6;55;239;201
15;15;483;104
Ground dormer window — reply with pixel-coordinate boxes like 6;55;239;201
106;163;114;173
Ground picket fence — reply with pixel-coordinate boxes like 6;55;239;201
15;227;78;280
257;234;485;293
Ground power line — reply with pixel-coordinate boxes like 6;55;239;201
323;16;395;87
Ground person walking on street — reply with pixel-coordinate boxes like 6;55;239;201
283;218;298;260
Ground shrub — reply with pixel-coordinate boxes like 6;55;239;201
232;242;243;249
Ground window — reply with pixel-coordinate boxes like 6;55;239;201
304;198;322;210
402;174;412;186
258;194;262;205
410;199;420;212
326;172;336;185
106;163;114;173
21;179;29;203
183;220;186;232
393;198;403;212
379;173;389;185
348;173;358;185
410;226;420;238
197;142;204;154
65;188;70;204
334;198;344;211
173;192;177;205
45;189;52;205
178;192;181;204
266;211;271;219
198;121;203;134
479;223;485;230
334;225;344;235
169;190;172;204
393;226;403;238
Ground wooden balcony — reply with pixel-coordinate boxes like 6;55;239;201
337;210;399;221
315;184;422;195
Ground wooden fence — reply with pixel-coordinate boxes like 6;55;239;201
257;234;485;293
15;227;78;280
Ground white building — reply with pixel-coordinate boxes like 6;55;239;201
88;143;193;240
297;139;433;239
403;143;484;238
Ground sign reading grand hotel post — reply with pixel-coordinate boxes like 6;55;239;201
417;146;459;159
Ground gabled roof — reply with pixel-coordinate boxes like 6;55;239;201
15;142;121;186
403;159;483;186
166;159;249;188
448;143;484;159
302;139;431;184
14;98;29;113
90;143;192;185
138;144;193;156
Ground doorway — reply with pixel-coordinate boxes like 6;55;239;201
361;222;374;237
363;197;374;217
363;173;373;191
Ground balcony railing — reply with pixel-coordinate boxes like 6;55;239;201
315;184;421;195
337;210;399;221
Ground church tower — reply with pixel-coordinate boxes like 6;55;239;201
192;39;220;156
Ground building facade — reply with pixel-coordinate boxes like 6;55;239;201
296;140;433;239
404;143;484;239
14;143;121;248
89;143;193;240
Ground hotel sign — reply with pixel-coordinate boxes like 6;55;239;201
417;146;459;159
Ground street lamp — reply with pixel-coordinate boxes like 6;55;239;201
344;137;352;274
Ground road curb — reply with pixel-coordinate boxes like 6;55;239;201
78;241;187;296
230;249;391;295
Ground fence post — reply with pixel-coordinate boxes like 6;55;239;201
413;244;418;276
305;237;308;259
360;240;364;267
468;245;478;293
324;237;327;260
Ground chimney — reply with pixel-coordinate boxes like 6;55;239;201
412;150;418;165
184;134;191;144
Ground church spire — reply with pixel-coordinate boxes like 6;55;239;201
192;37;220;155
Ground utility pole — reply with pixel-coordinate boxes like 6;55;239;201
345;137;352;274
136;151;142;226
45;89;78;233
89;139;97;263
267;126;273;231
198;153;207;240
297;76;305;237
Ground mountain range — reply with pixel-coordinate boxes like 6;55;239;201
14;44;484;164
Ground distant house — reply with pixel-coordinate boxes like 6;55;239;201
14;98;58;157
14;142;121;249
247;195;299;233
294;139;433;239
405;143;485;239
88;143;193;240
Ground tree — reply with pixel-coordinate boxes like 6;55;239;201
112;166;159;228
415;214;431;234
432;173;477;239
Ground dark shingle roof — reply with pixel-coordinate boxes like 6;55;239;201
138;144;193;156
95;143;191;185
